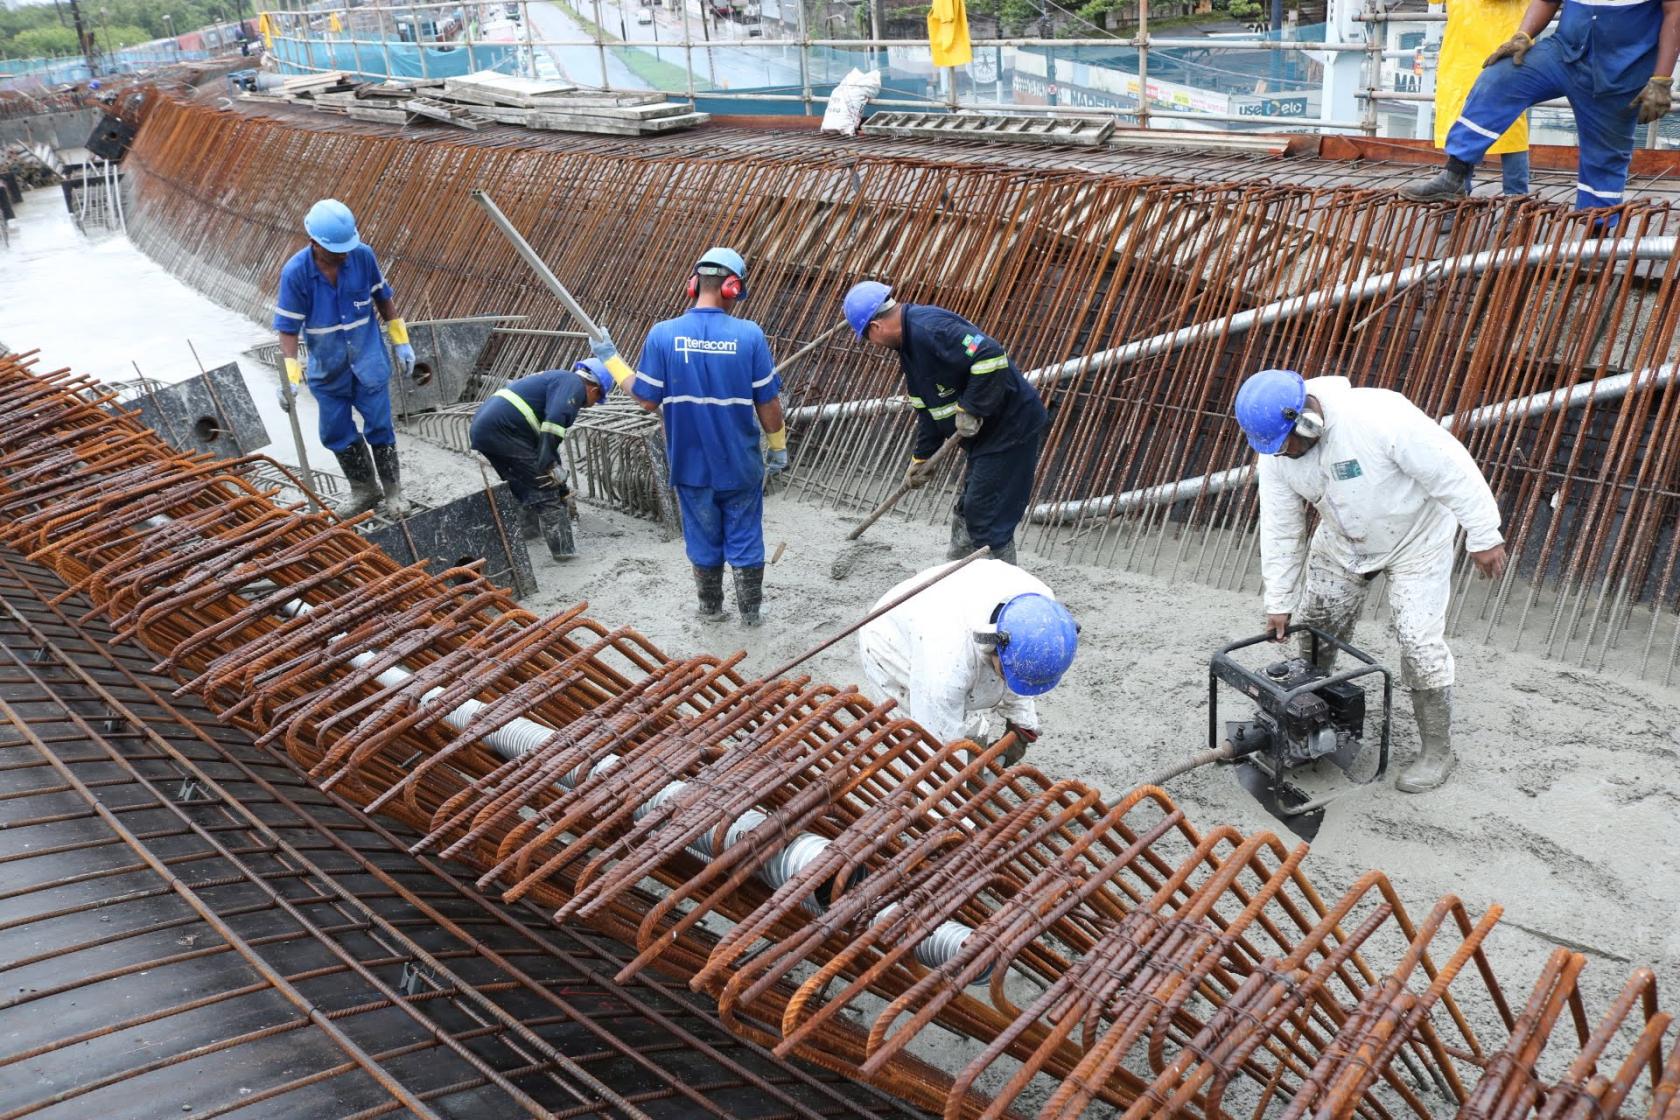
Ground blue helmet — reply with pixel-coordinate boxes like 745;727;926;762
304;198;360;254
573;357;614;398
696;246;748;299
843;280;893;338
993;593;1079;697
1234;368;1308;455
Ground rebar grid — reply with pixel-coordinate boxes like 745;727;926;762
1;349;1675;1117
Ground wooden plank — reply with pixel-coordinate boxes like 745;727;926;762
441;70;578;107
523;108;708;136
346;104;416;125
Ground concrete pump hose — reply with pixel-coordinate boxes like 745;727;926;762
1142;743;1236;789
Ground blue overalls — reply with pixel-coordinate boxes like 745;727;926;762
898;304;1049;553
632;307;780;569
470;369;589;506
272;245;396;452
1445;0;1664;210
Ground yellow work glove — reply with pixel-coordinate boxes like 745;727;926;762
284;356;304;385
1482;31;1531;69
384;317;411;346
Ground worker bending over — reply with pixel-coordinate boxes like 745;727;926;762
859;559;1078;765
843;282;1048;566
1403;0;1680;209
591;248;788;626
469;359;613;562
274;198;418;518
1235;369;1508;794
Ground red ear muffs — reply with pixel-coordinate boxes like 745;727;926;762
687;272;744;301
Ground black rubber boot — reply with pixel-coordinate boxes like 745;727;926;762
1400;159;1471;202
947;509;975;562
518;504;541;541
991;540;1018;565
369;443;407;518
733;565;764;628
536;498;576;561
693;566;727;621
332;440;382;518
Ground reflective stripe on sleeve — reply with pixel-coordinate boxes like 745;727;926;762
494;388;542;434
970;355;1009;374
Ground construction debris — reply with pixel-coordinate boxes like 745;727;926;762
1;346;1677;1120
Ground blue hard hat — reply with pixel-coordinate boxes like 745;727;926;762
993;593;1079;697
1234;368;1308;455
574;357;614;398
304;198;360;254
843;280;893;338
88;79;101;90
696;246;747;299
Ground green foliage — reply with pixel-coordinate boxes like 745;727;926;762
8;26;80;56
997;0;1041;31
1225;0;1264;18
0;0;250;59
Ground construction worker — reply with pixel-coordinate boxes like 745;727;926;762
1402;0;1680;209
857;558;1079;764
842;282;1048;566
274;198;417;518
469;359;614;561
591;247;788;626
1432;0;1531;196
1234;368;1508;794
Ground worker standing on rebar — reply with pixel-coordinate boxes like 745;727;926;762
1402;0;1680;210
842;282;1048;566
469;359;614;562
591;247;788;626
274;198;417;519
1234;369;1508;794
1431;0;1532;197
857;558;1079;766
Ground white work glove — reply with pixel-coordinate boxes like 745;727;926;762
954;408;982;439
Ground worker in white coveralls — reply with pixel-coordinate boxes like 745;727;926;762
1234;369;1509;794
857;559;1080;766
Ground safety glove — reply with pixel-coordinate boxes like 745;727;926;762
764;447;789;475
1633;75;1674;124
277;356;305;414
589;331;638;390
385;318;417;380
903;457;930;489
1482;31;1531;68
954;408;982;439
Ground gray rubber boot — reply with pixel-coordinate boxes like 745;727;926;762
536;498;576;561
693;566;727;621
518;504;541;541
947;509;975;561
332;440;383;519
991;540;1018;566
370;443;407;519
1401;165;1469;203
1397;686;1456;793
733;565;765;628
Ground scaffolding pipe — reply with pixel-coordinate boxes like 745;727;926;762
789;235;1678;426
1029;362;1680;523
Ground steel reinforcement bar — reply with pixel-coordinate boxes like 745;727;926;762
118;94;1680;679
0;348;1674;1118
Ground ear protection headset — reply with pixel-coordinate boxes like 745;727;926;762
1283;404;1325;440
687;266;744;302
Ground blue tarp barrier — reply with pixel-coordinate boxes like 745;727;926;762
271;37;518;81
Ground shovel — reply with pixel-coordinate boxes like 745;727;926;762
830;433;963;581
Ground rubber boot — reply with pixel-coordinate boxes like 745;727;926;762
1397;686;1456;793
991;540;1018;566
693;566;727;621
332;440;382;518
370;443;407;518
947;509;975;561
518;504;541;541
536;498;576;561
1400;159;1470;203
733;565;764;628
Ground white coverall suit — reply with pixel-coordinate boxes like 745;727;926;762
1257;376;1504;691
857;559;1051;744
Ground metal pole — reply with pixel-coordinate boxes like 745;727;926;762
682;0;697;101
1136;0;1149;129
794;0;810;114
593;0;611;88
471;189;609;341
410;0;430;79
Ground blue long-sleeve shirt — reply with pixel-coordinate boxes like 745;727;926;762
896;304;1048;461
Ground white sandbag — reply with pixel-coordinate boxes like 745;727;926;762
821;67;882;136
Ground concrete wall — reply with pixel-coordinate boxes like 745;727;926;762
0;109;100;152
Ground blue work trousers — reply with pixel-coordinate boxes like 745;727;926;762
1446;38;1640;210
676;484;764;569
1466;149;1532;195
311;363;395;452
469;403;546;507
956;436;1043;552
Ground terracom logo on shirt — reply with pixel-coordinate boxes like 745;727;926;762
674;336;739;362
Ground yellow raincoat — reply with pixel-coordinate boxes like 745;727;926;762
928;0;973;68
1433;0;1529;152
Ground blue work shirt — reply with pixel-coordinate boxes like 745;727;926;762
272;245;395;388
485;368;591;443
633;307;779;491
1553;0;1665;95
898;304;1048;461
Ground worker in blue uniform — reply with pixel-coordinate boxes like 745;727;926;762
274;198;419;518
1402;0;1680;209
469;359;614;561
842;281;1049;566
591;247;788;626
